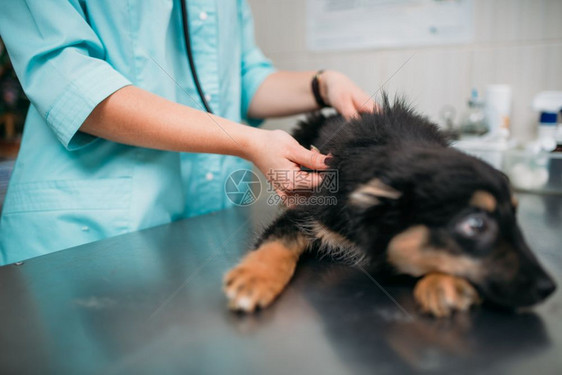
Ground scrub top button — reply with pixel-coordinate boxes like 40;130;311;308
205;172;214;181
205;94;212;102
199;11;208;20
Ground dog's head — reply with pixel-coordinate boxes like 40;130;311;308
348;145;556;309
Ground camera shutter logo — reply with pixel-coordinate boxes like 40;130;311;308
225;169;261;206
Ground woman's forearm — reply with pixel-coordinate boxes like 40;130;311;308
248;70;376;120
80;85;329;191
81;85;261;160
247;71;320;119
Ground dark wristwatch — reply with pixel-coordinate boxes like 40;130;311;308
311;70;329;108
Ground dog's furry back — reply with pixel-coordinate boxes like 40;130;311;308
292;96;448;154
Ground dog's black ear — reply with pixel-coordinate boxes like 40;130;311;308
350;178;402;207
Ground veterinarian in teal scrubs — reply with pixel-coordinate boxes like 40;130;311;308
0;0;374;265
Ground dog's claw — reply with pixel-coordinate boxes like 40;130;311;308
414;273;481;318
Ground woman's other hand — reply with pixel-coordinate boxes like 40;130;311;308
318;70;378;119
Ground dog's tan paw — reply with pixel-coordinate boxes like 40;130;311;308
223;241;301;313
414;273;481;317
223;265;283;312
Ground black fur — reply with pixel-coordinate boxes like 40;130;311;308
255;95;556;310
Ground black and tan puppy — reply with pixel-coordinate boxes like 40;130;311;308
223;97;556;317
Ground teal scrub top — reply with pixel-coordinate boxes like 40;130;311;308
0;0;275;265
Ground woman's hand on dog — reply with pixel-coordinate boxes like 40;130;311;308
247;129;329;204
318;70;378;119
243;69;376;203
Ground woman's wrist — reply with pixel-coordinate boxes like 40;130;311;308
235;126;266;162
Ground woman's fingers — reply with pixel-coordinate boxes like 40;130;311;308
290;144;328;171
268;145;328;193
320;70;378;118
334;91;375;119
353;92;376;114
293;169;324;190
339;99;360;120
270;166;324;192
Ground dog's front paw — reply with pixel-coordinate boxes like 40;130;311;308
223;241;299;313
223;264;283;312
414;273;481;317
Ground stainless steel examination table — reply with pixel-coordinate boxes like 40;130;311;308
1;193;561;375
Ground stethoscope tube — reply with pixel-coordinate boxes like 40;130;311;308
180;0;214;114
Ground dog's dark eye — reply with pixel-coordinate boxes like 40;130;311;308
456;213;489;238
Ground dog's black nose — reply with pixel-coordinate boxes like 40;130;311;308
536;277;557;299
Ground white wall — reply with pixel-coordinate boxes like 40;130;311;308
248;0;562;141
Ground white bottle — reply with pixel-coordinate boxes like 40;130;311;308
485;84;512;138
537;112;558;152
532;91;562;152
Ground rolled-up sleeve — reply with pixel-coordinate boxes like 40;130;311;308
239;0;276;125
0;0;131;150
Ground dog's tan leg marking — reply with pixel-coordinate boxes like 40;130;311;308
223;236;307;312
414;273;481;317
470;190;496;212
